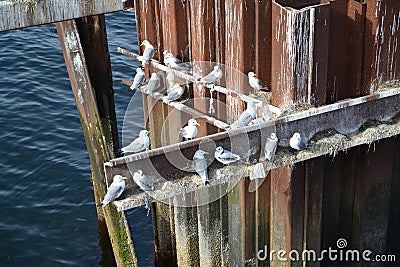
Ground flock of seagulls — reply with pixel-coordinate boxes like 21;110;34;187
101;40;310;208
104;127;308;207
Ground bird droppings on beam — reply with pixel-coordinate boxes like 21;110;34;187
104;87;400;210
109;116;400;211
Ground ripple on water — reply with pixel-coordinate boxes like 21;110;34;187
0;10;156;267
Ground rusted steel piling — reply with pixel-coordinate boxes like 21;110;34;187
122;0;400;266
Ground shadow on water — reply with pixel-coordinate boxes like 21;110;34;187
98;219;117;267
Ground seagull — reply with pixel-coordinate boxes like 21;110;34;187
179;119;200;140
147;73;160;93
137;40;155;67
289;132;307;150
198;65;223;84
230;101;257;128
130;67;146;90
264;133;279;161
163;50;182;67
192;150;209;185
133;170;154;191
248;72;265;91
161;82;184;103
101;175;127;207
121;130;150;153
214;146;241;165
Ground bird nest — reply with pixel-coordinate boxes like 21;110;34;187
278;102;315;117
376;79;400;92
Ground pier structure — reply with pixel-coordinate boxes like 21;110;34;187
1;0;400;266
115;0;400;266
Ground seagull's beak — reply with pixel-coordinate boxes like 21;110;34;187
140;42;144;46
195;122;200;126
122;177;128;180
203;152;209;155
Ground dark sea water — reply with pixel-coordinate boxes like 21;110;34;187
0;11;154;266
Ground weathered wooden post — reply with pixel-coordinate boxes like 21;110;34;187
56;17;137;266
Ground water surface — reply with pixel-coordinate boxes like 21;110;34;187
0;10;154;266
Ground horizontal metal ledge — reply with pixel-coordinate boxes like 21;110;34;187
0;0;134;32
105;85;400;210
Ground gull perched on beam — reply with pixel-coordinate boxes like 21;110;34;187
289;132;307;150
214;146;241;165
248;71;265;92
192;150;209;185
163;50;191;71
146;73;161;93
133;170;155;191
101;175;127;207
198;65;223;84
163;50;182;68
230;101;257;129
130;67;145;90
179;119;200;140
162;82;184;103
264;133;279;161
121;130;150;154
137;40;155;67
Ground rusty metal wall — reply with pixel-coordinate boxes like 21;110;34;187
362;0;400;94
131;0;400;266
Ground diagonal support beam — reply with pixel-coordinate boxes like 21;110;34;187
121;78;230;130
117;47;281;115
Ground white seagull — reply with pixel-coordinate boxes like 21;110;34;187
179;119;200;140
248;72;265;91
101;175;127;207
121;130;150;153
214;146;241;165
230;101;257;128
264;133;279;161
130;67;146;90
137;40;155;67
192;150;209;185
199;65;223;84
289;132;307;150
133;170;154;191
162;82;184;103
163;50;182;67
147;73;160;93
